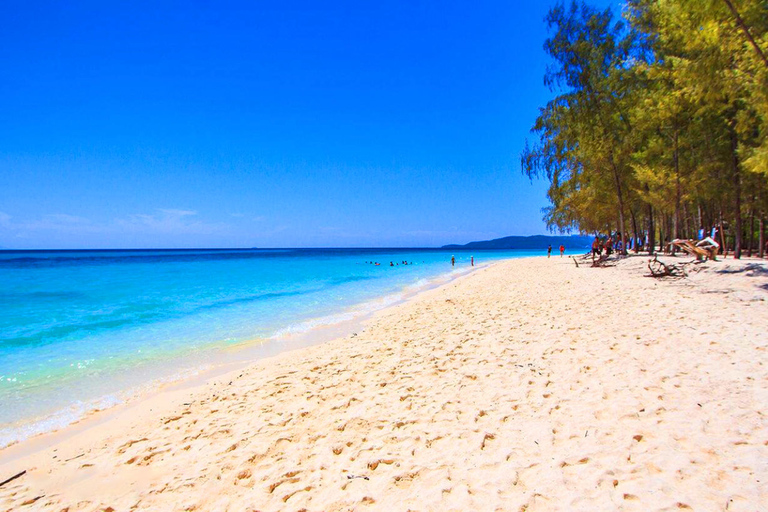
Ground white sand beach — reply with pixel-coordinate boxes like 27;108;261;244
1;255;767;511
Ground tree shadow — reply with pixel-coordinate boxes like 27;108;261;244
716;263;768;277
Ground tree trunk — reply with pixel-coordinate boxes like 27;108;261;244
647;203;655;255
658;215;664;254
729;125;742;259
605;148;628;255
748;210;754;257
760;217;765;259
673;130;681;245
719;209;727;257
630;207;639;253
616;198;627;255
698;204;704;238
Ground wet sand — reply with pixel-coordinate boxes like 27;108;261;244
1;255;766;511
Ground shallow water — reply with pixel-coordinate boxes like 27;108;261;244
0;248;540;445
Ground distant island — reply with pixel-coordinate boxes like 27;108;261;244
442;234;591;250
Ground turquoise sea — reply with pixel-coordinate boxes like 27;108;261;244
0;248;540;446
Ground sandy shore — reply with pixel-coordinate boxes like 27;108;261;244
1;255;767;511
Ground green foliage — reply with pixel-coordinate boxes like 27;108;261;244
524;0;768;257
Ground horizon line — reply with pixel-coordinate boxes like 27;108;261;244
0;235;592;252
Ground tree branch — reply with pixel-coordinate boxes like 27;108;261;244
721;0;768;69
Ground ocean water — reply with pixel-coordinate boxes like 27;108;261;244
0;248;540;446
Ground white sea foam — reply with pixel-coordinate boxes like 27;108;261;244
268;291;405;339
0;366;206;449
268;270;473;340
0;395;121;449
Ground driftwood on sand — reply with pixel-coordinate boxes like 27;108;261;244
591;254;615;268
0;471;26;489
647;255;706;278
570;253;615;268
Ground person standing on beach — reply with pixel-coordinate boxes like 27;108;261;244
471;256;474;266
559;244;565;257
451;255;455;267
592;236;601;262
547;245;552;258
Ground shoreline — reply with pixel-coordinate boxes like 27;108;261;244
2;255;766;510
0;259;495;458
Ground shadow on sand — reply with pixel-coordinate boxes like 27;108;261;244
715;262;768;277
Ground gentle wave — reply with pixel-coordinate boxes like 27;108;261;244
0;395;122;449
0;248;444;269
0;250;297;269
267;275;449;340
1;278;382;349
0;366;204;449
268;291;405;339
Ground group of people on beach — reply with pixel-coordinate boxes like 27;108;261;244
547;245;566;258
365;257;476;268
587;227;722;258
365;261;415;266
591;234;624;259
450;255;474;267
590;232;647;260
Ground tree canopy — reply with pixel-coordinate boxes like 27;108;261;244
523;0;768;258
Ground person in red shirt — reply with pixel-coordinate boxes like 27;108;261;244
591;236;601;262
559;244;565;257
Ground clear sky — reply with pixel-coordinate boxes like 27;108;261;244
0;0;617;249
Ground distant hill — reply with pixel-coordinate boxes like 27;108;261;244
442;234;591;250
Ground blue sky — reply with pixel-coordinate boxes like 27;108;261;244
0;0;618;249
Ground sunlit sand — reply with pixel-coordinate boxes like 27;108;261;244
1;255;766;510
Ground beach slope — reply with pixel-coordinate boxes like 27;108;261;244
1;256;767;511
